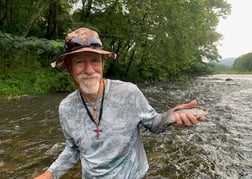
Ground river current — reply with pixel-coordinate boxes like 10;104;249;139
0;74;252;179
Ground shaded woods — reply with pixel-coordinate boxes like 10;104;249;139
0;0;231;96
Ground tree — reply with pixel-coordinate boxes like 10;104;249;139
46;0;60;39
81;0;231;81
232;52;252;72
0;0;231;82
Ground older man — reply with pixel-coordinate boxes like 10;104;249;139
35;27;205;179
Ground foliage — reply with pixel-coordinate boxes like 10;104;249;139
0;0;231;96
232;52;252;72
0;32;75;97
82;0;230;80
208;62;231;73
0;0;73;39
207;52;252;73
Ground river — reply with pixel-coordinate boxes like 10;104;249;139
0;74;252;179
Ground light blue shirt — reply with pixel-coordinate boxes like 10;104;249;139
48;79;169;178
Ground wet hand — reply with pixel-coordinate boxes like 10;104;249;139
34;171;53;179
171;100;206;127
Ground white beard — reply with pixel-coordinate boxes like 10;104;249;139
77;73;101;94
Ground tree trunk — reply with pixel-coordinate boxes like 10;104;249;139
46;0;59;39
125;49;135;77
0;0;6;26
5;0;13;30
80;0;92;22
22;1;48;37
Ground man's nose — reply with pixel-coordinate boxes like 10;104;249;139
84;62;95;74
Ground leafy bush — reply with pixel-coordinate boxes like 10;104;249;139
0;32;75;97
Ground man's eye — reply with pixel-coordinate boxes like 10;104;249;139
91;59;101;63
75;58;83;64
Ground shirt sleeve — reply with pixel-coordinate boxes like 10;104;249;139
47;109;80;178
135;86;171;133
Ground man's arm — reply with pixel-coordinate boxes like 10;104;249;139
34;137;80;178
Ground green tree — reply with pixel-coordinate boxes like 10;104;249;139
0;0;73;39
81;0;231;80
0;0;232;96
232;52;252;72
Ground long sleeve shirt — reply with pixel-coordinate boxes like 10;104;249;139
47;79;170;179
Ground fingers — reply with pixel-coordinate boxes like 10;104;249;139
34;171;54;179
170;99;206;128
171;99;197;112
185;99;197;108
174;112;199;127
198;116;206;122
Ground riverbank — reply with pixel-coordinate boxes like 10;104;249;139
215;71;252;75
1;72;251;99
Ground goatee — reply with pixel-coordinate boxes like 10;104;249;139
77;73;101;94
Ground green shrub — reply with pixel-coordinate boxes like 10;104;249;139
0;32;75;97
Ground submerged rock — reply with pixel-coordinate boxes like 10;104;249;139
225;78;233;81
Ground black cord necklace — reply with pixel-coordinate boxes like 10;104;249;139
80;83;105;139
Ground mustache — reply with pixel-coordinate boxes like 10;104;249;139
77;73;101;80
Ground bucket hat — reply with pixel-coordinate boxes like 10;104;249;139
51;27;116;68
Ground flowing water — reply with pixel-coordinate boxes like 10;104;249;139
0;74;252;179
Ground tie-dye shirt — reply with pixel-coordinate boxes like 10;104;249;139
47;79;170;179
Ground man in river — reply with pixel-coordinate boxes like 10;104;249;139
35;27;205;179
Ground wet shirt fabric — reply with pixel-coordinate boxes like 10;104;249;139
47;79;169;179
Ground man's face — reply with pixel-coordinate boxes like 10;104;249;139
68;52;103;94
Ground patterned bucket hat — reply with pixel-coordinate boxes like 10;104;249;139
51;27;116;68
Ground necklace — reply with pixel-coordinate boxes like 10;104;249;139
80;82;105;139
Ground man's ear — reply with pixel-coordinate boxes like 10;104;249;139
64;59;72;73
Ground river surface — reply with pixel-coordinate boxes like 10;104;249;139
0;74;252;179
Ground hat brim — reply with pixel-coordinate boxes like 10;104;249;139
51;47;116;68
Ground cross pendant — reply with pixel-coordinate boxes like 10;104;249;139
94;125;102;139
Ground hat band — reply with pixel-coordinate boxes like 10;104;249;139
65;37;103;53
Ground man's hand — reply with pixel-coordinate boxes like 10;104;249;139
34;171;54;179
171;100;205;127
